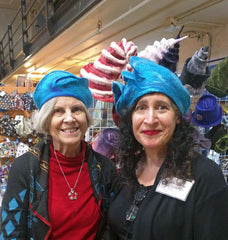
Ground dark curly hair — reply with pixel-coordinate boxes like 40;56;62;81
117;98;199;186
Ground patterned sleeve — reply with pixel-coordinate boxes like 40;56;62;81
0;157;30;239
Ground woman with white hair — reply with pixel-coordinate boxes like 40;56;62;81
1;70;117;239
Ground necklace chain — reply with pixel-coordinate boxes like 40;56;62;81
54;150;85;200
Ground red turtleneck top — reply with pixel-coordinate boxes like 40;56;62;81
48;141;102;239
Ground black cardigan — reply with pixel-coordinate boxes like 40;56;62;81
105;152;228;240
1;139;117;239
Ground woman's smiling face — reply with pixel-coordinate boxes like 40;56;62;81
132;93;180;153
49;96;88;154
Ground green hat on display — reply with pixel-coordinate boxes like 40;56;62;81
206;57;228;98
205;123;228;153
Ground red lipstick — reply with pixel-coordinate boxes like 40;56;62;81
142;130;161;135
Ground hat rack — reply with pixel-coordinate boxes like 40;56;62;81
191;91;228;183
207;57;226;64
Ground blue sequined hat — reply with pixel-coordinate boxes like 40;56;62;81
112;56;191;116
33;70;92;109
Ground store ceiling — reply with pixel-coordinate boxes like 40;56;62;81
1;0;228;85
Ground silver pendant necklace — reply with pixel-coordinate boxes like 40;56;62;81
54;150;85;200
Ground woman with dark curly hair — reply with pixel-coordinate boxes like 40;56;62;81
103;56;228;240
118;101;196;186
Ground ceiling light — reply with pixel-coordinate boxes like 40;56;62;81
24;62;31;68
27;66;35;72
36;67;48;74
27;73;45;79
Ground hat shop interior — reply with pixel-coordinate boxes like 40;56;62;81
0;0;228;205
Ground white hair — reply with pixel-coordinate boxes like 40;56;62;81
32;97;93;134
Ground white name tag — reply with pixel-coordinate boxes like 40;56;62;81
155;177;195;201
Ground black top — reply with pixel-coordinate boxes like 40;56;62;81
108;180;153;240
105;152;228;240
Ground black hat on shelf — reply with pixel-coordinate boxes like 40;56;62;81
159;25;185;73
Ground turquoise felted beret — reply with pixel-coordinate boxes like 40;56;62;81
33;70;92;109
112;56;191;116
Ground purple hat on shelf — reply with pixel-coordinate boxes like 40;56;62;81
92;128;121;158
183;109;192;123
192;94;223;128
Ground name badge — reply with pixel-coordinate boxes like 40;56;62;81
155;177;195;201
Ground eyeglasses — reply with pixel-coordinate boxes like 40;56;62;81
125;185;150;222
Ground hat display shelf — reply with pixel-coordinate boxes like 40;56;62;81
179;45;227;157
202;91;228;183
188;57;228;184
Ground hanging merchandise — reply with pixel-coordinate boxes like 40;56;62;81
206;149;221;165
15;142;29;157
80;38;137;102
192;94;223;128
180;46;211;97
14;93;24;110
21;92;36;111
112;105;121;127
0;114;19;137
1;177;7;198
183;109;212;150
0;91;15;112
92;127;120;159
0;140;16;158
92;127;120;170
183;109;193;122
15;117;34;137
0;160;11;201
0;160;11;181
220;101;228;114
138;35;187;66
205;56;228;98
24;77;33;88
92;100;114;127
158;25;185;73
220;158;228;174
193;132;212;150
205;123;228;153
16;75;26;87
